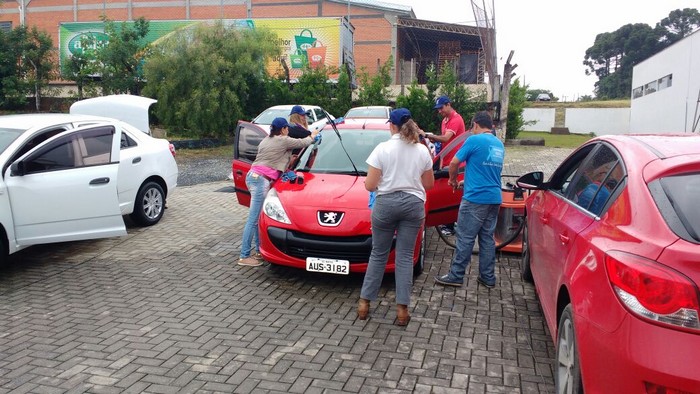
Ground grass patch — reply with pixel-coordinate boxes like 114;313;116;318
517;131;592;148
174;143;233;159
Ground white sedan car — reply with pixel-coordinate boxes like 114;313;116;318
0;95;178;264
252;104;335;133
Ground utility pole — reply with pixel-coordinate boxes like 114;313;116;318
17;0;32;26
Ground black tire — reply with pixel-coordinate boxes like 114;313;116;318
130;181;165;226
0;235;8;267
556;304;584;394
413;228;426;276
520;222;533;282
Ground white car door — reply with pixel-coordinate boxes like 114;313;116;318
4;124;126;246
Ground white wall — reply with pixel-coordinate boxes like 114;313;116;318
630;29;700;133
522;108;555;131
565;108;630;135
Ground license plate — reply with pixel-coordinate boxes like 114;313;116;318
306;257;349;275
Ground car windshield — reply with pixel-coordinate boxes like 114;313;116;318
253;109;292;125
345;108;389;118
0;127;25;154
655;173;700;242
295;128;391;175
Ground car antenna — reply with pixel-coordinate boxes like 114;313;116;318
323;109;360;176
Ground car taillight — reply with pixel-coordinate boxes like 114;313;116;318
169;143;176;157
605;251;700;331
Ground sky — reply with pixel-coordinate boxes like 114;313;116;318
384;0;700;101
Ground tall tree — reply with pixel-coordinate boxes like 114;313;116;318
583;23;660;99
143;22;279;139
62;34;101;100
99;16;149;95
356;56;393;106
657;8;700;45
0;28;25;109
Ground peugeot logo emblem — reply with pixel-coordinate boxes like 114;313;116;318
318;211;344;227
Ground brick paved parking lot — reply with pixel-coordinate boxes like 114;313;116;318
0;147;573;393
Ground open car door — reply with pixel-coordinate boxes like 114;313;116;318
425;133;468;227
232;121;268;206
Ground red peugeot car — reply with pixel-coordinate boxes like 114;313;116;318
232;121;466;275
516;135;700;393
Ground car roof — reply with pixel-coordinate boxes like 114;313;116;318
606;134;700;159
0;113;111;130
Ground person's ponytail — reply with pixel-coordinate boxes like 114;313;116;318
399;119;421;144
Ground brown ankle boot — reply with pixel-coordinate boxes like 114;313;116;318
357;298;370;320
396;304;411;326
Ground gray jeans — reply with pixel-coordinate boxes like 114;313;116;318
360;191;425;306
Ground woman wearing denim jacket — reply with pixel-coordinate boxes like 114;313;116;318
358;108;434;326
238;117;318;266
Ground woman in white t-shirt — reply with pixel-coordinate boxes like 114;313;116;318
358;108;434;326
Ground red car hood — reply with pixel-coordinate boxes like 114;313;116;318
273;172;371;236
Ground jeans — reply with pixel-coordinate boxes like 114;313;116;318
447;199;500;285
361;191;424;306
240;171;271;259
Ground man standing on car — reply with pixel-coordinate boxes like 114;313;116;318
434;111;504;289
427;95;466;236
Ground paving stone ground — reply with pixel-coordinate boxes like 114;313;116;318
0;146;573;394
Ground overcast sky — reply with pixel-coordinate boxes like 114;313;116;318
385;0;699;101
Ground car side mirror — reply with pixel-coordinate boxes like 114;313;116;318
10;161;25;177
516;171;545;190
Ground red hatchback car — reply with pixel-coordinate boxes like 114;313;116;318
232;121;466;275
516;135;700;393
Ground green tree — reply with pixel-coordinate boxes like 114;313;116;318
396;81;435;132
328;65;352;117
506;79;527;140
657;8;700;45
356;56;393;106
21;26;55;111
62;34;101;100
292;65;336;111
584;23;660;99
143;22;279;139
99;16;150;95
0;28;26;109
438;61;487;124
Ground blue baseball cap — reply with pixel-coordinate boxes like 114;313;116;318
270;117;289;131
433;95;451;109
290;105;306;115
387;108;412;127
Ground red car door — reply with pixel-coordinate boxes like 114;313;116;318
425;133;468;227
232;121;268;207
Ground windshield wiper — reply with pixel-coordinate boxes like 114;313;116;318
324;109;360;177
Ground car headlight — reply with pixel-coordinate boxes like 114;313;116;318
263;189;291;224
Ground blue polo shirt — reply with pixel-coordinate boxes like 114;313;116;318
455;133;504;204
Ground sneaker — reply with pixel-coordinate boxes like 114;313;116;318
434;274;463;287
252;252;264;260
438;225;455;236
238;257;263;267
477;276;495;289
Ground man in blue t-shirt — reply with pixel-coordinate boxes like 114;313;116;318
435;111;505;289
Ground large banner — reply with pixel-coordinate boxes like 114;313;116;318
59;18;348;80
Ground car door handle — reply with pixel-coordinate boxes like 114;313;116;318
559;234;570;244
132;157;141;164
235;170;243;177
90;177;110;185
540;215;549;224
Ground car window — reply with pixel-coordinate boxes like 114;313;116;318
0;127;25;155
295;129;391;174
650;172;700;243
567;145;623;215
314;108;326;121
253;109;290;125
22;126;114;174
345;108;390;118
121;132;138;149
235;123;266;162
546;143;597;196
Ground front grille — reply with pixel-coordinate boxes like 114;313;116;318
268;227;394;263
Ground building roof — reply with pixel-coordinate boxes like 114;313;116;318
327;0;415;17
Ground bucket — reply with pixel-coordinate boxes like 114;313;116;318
289;49;307;69
306;41;327;69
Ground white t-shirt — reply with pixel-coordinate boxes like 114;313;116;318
366;134;433;201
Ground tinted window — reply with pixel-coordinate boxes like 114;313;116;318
568;145;623;215
235;124;265;162
253;108;290;125
121;132;138;149
23;126;114;174
295;129;391;174
652;173;700;243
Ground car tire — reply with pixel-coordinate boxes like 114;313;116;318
556;304;584;394
520;222;533;283
0;234;8;267
130;181;165;226
413;228;426;276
